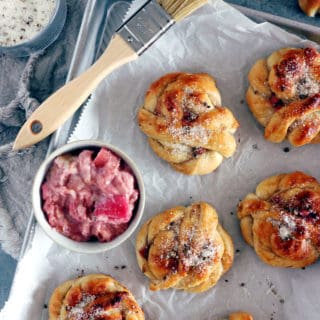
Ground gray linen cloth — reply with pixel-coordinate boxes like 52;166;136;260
0;0;87;259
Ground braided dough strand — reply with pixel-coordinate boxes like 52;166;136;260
229;312;254;320
247;47;320;146
136;202;234;293
299;0;320;16
238;172;320;268
138;73;239;175
48;274;144;320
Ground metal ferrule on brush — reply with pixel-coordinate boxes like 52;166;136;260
117;0;174;55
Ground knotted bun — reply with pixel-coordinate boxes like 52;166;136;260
136;202;234;293
247;47;320;147
138;73;239;175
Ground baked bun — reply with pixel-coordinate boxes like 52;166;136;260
246;47;320;147
238;171;320;268
138;73;239;175
229;312;254;320
299;0;320;16
136;202;234;292
48;274;144;320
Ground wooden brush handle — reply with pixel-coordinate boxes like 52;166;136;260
13;34;137;151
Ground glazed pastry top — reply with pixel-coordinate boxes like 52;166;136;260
138;72;239;175
48;274;144;320
238;172;320;268
298;0;320;16
247;47;320;146
136;202;234;292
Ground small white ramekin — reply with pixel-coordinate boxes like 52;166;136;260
32;140;145;254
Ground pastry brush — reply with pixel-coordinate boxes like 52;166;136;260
13;0;207;151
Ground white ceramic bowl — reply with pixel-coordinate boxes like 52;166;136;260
0;0;67;57
32;140;145;254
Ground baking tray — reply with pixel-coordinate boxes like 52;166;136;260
9;0;320;308
231;4;320;42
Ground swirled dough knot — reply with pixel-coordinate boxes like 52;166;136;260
138;73;239;175
238;171;320;268
246;47;320;146
48;274;144;320
136;202;234;293
229;312;254;320
299;0;320;16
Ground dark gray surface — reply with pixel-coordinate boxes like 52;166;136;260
0;252;16;309
225;0;320;27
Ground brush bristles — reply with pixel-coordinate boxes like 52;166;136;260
157;0;208;21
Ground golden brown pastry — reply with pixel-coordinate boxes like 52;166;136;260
48;274;144;320
138;73;239;175
136;202;234;292
246;47;320;147
299;0;320;16
229;312;254;320
238;171;320;268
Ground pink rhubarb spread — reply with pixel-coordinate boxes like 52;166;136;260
41;148;139;242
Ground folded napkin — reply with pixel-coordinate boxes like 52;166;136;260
0;0;87;259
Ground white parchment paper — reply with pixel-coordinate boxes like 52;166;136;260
2;1;320;319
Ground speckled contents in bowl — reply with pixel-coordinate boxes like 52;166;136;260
41;148;139;242
0;0;57;46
